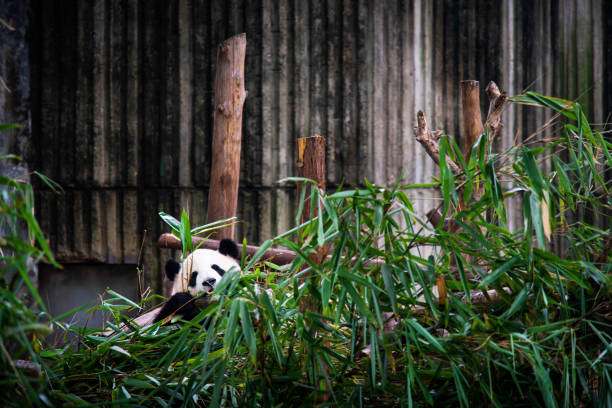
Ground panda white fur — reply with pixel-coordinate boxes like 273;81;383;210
154;239;240;323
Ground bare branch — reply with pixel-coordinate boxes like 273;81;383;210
485;81;507;142
414;110;461;175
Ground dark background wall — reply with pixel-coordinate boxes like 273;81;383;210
0;0;29;177
1;0;609;298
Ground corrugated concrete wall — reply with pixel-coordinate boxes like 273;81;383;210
24;0;609;294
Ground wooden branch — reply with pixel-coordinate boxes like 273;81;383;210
13;360;41;377
460;80;485;162
158;233;389;271
462;287;512;305
206;33;247;240
157;233;297;265
414;110;461;175
426;208;443;228
485;81;507;142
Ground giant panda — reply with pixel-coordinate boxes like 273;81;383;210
154;239;240;323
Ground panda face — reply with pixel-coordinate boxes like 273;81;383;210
156;239;240;323
173;248;240;299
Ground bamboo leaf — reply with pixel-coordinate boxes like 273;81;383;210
110;345;131;357
224;300;241;353
240;301;257;363
180;210;192;254
107;289;142;310
260;290;278;326
317;191;325;247
521;149;546;198
541;191;551;242
245;239;273;270
190;217;237;236
0;123;23;131
158;212;181;233
529;191;546;248
478;256;522;288
404;318;445;353
381;264;398;314
514;92;576;120
500;283;532;319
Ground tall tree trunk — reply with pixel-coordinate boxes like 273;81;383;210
206;33;247;240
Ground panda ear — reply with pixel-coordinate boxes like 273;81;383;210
218;239;239;260
165;259;181;281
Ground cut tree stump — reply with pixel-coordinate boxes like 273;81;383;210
460;80;485;162
295;135;327;311
296;135;329;401
416;80;508;304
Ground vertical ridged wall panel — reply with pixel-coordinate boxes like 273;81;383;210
27;0;608;294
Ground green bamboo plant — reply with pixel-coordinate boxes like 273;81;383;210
1;92;611;407
0;138;61;406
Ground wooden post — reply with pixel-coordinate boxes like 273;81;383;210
415;80;507;292
460;80;485;162
296;135;327;300
438;81;486;304
296;135;329;399
206;33;247;240
296;135;326;221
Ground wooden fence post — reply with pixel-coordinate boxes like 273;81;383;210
296;135;326;221
206;33;247;240
296;135;329;399
460;80;485;162
296;135;327;311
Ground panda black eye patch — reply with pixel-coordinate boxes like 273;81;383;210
211;264;226;276
189;271;198;287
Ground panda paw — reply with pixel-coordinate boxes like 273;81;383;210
154;292;198;323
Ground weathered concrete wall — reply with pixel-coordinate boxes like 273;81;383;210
1;0;30;174
39;263;140;329
0;0;38;300
20;0;610;294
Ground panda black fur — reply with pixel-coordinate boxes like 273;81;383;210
154;239;240;323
